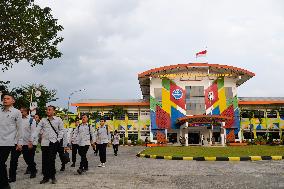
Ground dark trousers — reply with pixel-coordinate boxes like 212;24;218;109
22;145;37;174
72;144;78;163
0;146;12;187
57;146;66;167
113;144;118;155
78;145;89;170
9;145;22;180
98;143;107;163
41;142;57;180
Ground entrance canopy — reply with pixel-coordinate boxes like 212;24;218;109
176;115;233;126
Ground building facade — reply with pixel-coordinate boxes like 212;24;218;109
72;63;284;145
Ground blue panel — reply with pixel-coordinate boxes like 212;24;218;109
150;110;157;130
226;129;231;135
233;108;240;129
256;124;262;130
234;128;239;135
171;106;185;129
212;106;220;115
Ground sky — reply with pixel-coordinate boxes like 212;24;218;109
1;0;284;112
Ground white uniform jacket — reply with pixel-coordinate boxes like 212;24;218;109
0;106;23;146
34;116;64;147
75;123;95;147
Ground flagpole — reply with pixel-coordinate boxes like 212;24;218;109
205;46;208;63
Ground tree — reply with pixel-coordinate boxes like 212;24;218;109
0;80;10;94
108;106;127;120
0;0;64;71
10;83;58;118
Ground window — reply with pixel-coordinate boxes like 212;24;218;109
185;86;205;115
154;88;162;102
189;86;204;97
241;111;250;118
127;113;138;120
225;87;233;99
256;132;266;137
270;132;280;139
185;86;191;100
254;110;265;118
243;131;254;139
140;110;150;116
267;110;277;118
128;133;138;141
103;113;113;120
116;114;125;120
279;110;284;118
167;133;177;143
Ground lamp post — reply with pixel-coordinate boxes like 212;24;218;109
67;89;85;128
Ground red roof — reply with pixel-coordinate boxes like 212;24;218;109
176;115;233;125
239;101;284;105
138;63;255;78
71;102;150;107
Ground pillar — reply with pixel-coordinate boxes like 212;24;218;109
221;122;225;146
184;132;188;146
208;129;211;145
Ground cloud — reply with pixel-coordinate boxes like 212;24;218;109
1;0;284;111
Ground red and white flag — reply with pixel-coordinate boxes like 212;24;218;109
196;50;207;58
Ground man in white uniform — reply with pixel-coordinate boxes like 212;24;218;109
35;105;64;184
0;94;23;189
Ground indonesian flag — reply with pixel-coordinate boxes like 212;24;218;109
196;50;207;58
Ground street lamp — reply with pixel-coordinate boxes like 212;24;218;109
67;89;85;128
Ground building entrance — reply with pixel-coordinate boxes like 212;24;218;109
188;132;200;144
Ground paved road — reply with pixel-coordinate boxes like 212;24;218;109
8;146;284;189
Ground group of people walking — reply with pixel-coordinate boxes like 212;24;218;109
0;93;120;189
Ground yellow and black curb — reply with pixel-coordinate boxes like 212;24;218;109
136;153;284;161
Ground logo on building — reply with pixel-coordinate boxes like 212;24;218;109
208;91;214;101
172;89;183;100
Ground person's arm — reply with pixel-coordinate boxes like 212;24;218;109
28;120;38;148
69;129;74;144
57;118;64;141
31;120;43;143
62;130;68;147
107;127;111;142
90;126;96;144
93;129;98;144
16;111;23;150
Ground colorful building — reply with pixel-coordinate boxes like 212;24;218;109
72;63;284;145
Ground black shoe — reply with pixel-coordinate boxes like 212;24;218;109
60;166;65;171
3;184;11;189
77;168;83;175
51;178;57;184
71;163;75;167
83;167;88;171
8;178;16;183
30;172;36;179
40;178;49;184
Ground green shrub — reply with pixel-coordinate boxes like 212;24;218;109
119;138;123;145
136;139;145;145
124;137;129;145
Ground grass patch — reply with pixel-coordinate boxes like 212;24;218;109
141;146;284;157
